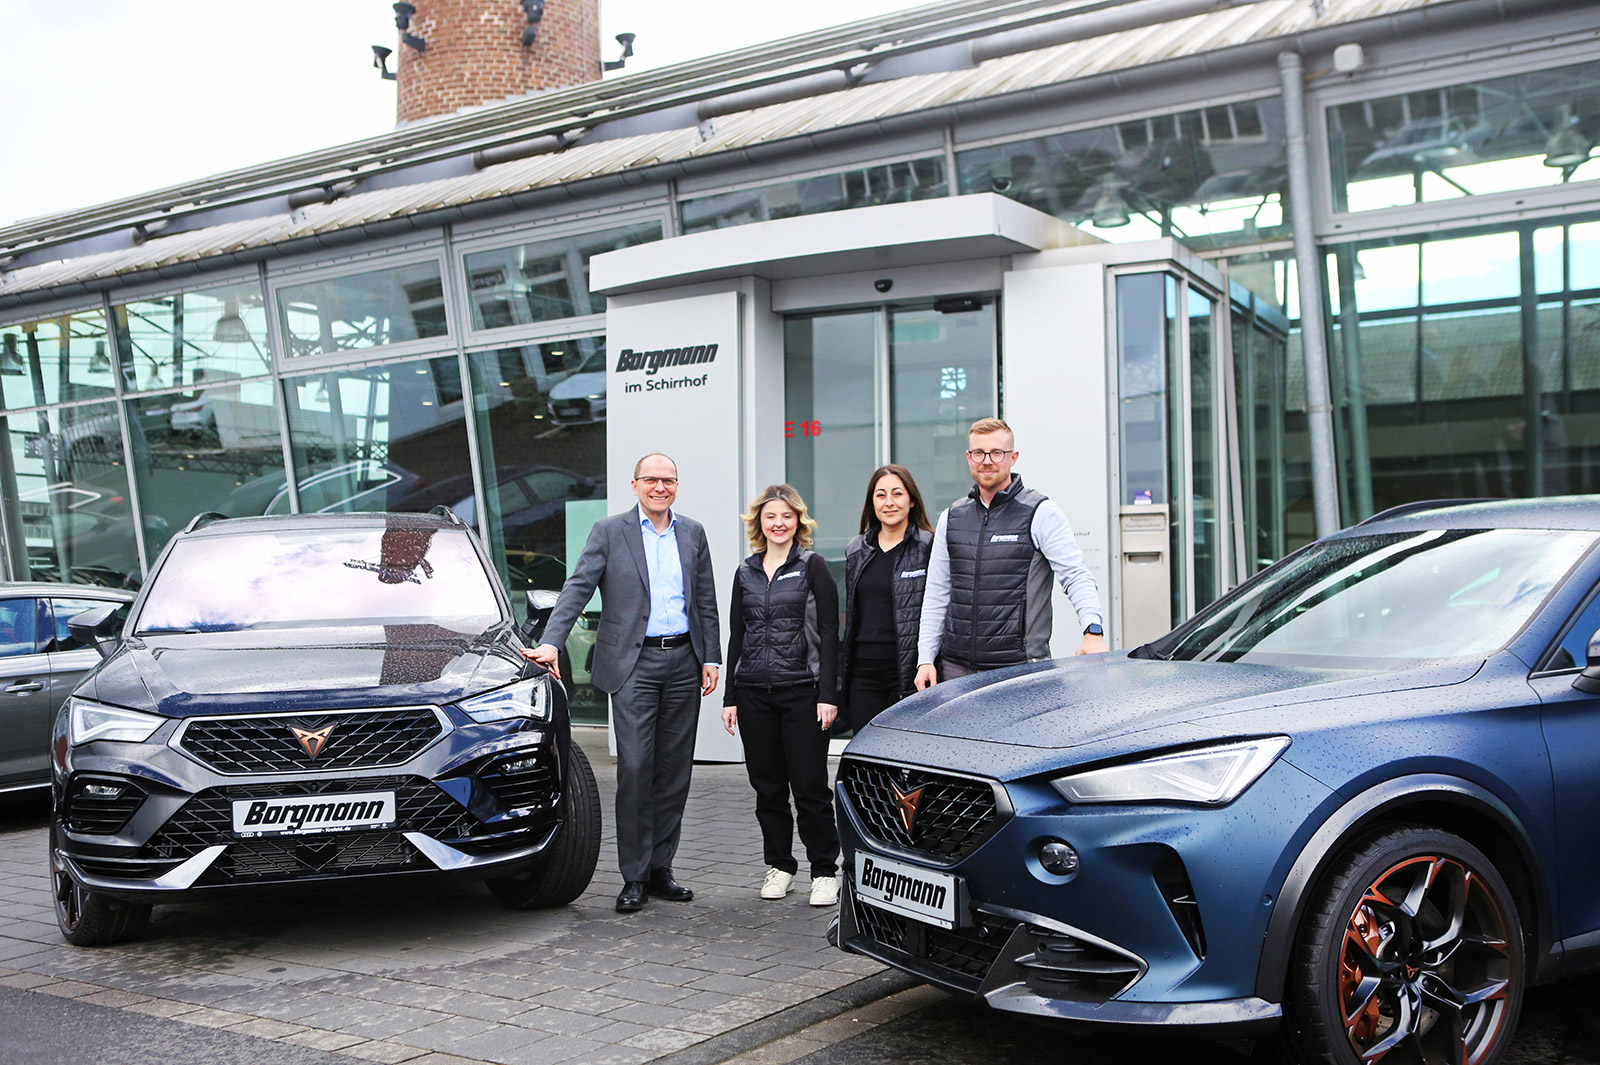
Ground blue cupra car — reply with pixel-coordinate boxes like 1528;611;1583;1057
835;498;1600;1065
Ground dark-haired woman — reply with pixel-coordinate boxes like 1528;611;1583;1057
721;484;841;907
840;464;934;734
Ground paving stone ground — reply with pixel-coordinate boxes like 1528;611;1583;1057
0;730;886;1065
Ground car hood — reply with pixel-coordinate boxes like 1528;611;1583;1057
867;653;1482;752
82;624;527;717
550;372;604;400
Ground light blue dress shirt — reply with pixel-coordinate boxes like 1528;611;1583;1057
639;506;690;637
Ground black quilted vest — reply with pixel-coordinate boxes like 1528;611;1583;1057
941;477;1045;671
732;548;818;689
842;525;933;700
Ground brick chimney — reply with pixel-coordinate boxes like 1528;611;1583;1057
395;0;602;124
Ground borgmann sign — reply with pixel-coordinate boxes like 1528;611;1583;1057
615;344;717;393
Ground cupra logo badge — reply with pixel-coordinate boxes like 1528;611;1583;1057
290;725;335;759
891;782;925;835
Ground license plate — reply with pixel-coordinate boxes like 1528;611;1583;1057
854;852;958;929
230;792;396;838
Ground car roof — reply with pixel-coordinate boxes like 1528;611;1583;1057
1341;496;1600;536
0;582;135;600
180;511;465;538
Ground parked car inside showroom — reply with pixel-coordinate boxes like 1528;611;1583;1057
49;509;598;946
835;497;1600;1065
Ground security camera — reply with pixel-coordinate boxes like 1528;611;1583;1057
874;279;893;294
991;176;1012;192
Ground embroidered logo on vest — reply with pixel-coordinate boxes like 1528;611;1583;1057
899;568;927;579
989;533;1020;543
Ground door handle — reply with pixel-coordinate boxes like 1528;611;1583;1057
4;681;44;694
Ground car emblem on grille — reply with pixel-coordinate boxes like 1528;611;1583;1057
290;725;335;759
891;782;925;835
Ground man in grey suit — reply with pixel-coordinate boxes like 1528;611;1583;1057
523;453;721;912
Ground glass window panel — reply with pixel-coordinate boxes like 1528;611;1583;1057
1116;272;1171;507
0;598;38;655
282;355;469;522
124;381;287;566
1189;289;1219;609
0;310;112;411
112;280;270;393
2;401;139;586
680;158;947;235
463;222;661;330
463;338;608;722
889;304;997;525
784;312;880;562
277;261;448;359
1329;59;1600;214
958;98;1288;252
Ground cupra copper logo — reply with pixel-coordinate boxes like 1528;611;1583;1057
290;725;335;759
891;782;925;835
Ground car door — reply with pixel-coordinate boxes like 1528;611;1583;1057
0;597;53;789
1529;584;1600;944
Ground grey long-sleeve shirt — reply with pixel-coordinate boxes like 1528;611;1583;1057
917;497;1104;665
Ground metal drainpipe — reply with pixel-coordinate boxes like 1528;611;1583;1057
1278;50;1341;539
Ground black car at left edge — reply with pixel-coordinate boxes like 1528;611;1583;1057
49;509;600;945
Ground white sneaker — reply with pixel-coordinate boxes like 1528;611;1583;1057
809;875;840;907
760;867;795;900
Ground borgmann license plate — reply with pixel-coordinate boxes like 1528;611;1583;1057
854;851;958;929
231;792;396;838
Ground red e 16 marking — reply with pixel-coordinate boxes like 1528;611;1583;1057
784;420;823;438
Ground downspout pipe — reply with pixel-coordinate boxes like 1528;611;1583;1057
1279;50;1341;539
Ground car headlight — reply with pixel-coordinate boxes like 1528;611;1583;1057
68;698;164;745
458;677;551;723
1051;737;1290;806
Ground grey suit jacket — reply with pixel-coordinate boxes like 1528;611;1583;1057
540;505;721;694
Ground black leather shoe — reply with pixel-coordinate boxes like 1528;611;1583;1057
616;880;647;912
645;868;694;901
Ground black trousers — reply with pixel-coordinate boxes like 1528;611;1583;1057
735;683;839;878
844;655;901;733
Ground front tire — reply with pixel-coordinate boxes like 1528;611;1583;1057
1282;826;1524;1065
487;742;601;909
52;843;151;946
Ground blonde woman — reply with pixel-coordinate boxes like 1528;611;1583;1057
720;484;841;906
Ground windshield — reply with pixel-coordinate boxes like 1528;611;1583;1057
1162;528;1593;664
137;526;502;634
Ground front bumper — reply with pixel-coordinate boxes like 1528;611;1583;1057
833;752;1334;1035
53;708;567;904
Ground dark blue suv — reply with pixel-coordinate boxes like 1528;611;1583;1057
836;498;1600;1065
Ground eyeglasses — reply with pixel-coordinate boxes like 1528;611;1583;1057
966;449;1015;462
636;477;678;487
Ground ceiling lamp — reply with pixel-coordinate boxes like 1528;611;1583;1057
1091;174;1131;228
213;301;251;344
1544;104;1592;170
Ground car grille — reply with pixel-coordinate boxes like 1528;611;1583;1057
851;896;1019;990
177;708;442;773
63;780;147;834
1016;925;1143;1003
838;759;1004;864
138;776;473;885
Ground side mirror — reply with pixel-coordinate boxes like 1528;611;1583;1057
520;589;560;643
67;605;122;660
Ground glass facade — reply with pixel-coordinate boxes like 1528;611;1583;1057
0;310;113;411
463;222;661;330
959;99;1289;251
277;260;449;358
1329;59;1600;214
114;280;271;392
1325;216;1600;519
680;158;947;234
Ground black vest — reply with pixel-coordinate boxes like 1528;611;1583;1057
842;526;933;700
732;548;820;689
941;477;1046;671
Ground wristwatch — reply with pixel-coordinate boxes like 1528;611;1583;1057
1083;623;1104;637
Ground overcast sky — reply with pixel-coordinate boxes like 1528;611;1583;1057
2;0;930;228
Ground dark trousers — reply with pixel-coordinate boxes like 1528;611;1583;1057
735;683;839;878
844;655;901;733
612;642;701;883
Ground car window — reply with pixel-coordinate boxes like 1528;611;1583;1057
135;526;502;634
1164;529;1594;665
0;598;40;657
524;470;578;503
1542;584;1600;671
48;597;126;651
